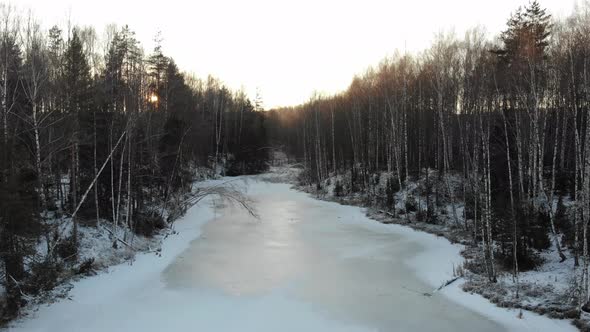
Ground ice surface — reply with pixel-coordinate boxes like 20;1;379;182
8;179;575;332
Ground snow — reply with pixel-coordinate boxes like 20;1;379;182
308;166;579;322
7;179;219;331
7;177;576;332
383;223;575;332
517;247;573;295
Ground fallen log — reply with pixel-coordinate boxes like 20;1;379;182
434;276;461;292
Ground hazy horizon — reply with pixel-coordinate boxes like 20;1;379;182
16;0;577;108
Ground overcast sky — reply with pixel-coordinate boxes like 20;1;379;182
15;0;577;108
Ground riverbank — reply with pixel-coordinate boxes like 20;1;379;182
5;173;577;331
258;166;578;331
4;183;220;331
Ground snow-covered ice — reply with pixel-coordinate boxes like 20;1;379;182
7;179;576;332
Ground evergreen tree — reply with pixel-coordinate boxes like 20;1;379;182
63;29;92;245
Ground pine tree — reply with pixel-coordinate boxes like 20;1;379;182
147;31;168;112
63;29;91;246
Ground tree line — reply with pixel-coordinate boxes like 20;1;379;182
0;5;268;321
267;1;590;311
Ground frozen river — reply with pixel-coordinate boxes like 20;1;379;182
162;180;501;331
10;178;575;332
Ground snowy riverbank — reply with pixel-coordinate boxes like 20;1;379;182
5;176;577;331
383;222;575;331
5;189;219;331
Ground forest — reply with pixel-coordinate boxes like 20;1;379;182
2;0;590;329
0;5;268;322
266;0;590;318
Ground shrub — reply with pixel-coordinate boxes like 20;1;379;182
385;177;398;210
415;209;427;222
497;245;543;271
297;168;313;186
405;195;418;212
56;235;78;261
415;207;437;223
334;180;344;197
26;259;62;294
77;257;95;275
426;208;438;224
134;210;167;237
531;211;552;250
